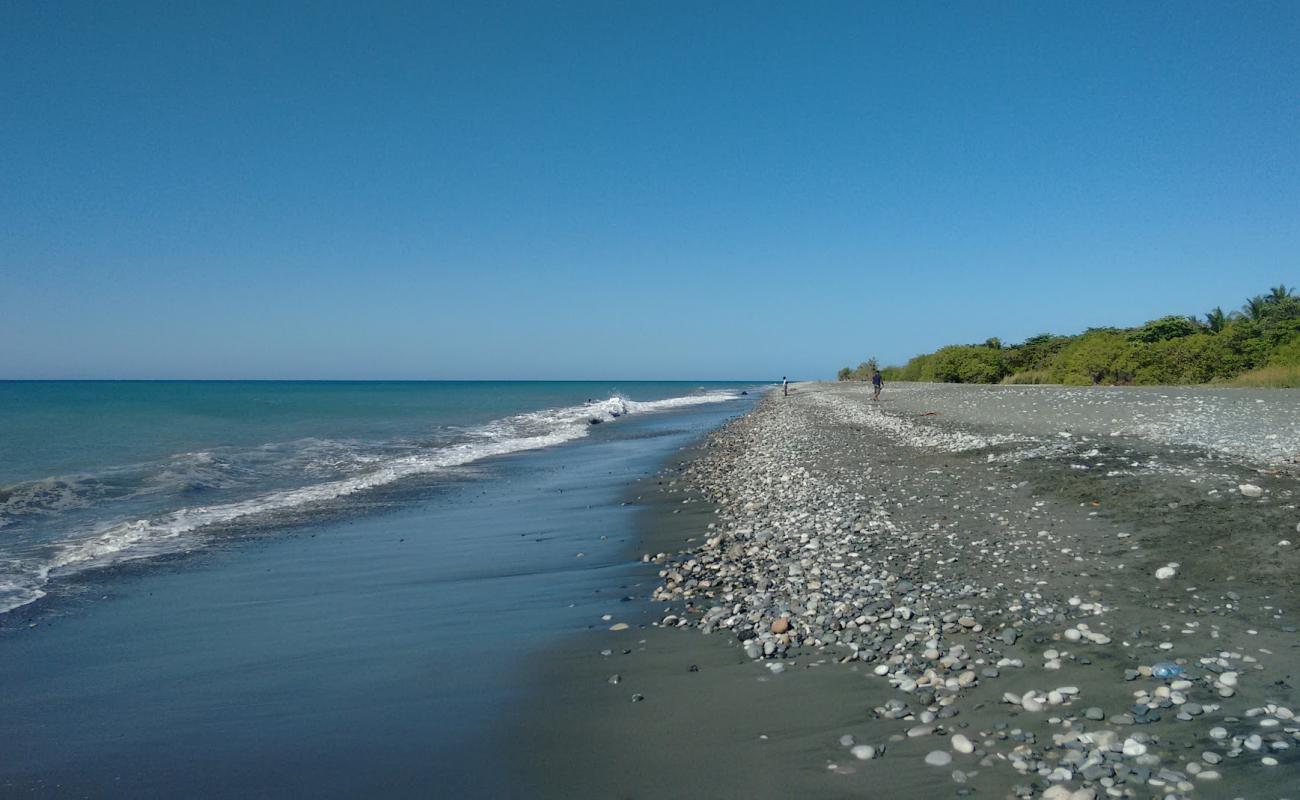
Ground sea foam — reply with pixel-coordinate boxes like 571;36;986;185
0;389;741;614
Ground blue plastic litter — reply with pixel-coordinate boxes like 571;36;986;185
1151;662;1184;679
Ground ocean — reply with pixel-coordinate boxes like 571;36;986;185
0;380;759;797
0;381;753;616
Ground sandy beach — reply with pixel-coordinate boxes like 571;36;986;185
521;382;1300;799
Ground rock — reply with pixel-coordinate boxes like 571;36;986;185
771;617;790;634
607;674;621;684
951;733;974;754
1155;565;1177;580
850;745;876;760
1000;627;1019;646
608;622;630;631
925;750;953;767
1238;484;1263;498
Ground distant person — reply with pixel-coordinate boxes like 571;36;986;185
871;369;883;402
782;376;789;396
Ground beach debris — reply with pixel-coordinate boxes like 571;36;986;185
1150;661;1184;679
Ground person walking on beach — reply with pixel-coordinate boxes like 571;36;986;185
871;369;883;402
782;376;789;396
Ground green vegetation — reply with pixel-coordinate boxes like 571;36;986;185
837;359;880;382
839;285;1300;387
1229;364;1300;388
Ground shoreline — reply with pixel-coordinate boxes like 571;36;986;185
0;394;755;798
520;381;1299;799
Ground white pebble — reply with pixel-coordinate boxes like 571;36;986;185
925;750;953;767
850;745;876;760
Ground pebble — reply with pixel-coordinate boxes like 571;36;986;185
925;750;953;767
851;745;876;760
642;384;1297;800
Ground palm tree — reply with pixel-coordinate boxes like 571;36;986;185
1205;306;1228;333
1268;284;1295;303
1242;295;1268;321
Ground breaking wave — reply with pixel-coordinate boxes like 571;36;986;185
0;390;742;615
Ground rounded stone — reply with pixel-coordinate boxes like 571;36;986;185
850;745;876;760
925;750;953;767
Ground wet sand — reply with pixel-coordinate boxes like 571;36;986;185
0;399;753;798
520;382;1299;799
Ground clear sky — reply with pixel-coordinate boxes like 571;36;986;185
2;1;1297;380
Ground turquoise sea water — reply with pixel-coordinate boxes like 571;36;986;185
0;380;758;797
0;381;754;615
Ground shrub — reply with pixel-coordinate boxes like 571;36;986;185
1127;334;1240;384
1003;334;1074;374
1229;364;1300;388
1051;332;1136;385
1001;370;1052;385
933;345;1007;384
1267;333;1300;366
1131;315;1201;343
860;285;1300;387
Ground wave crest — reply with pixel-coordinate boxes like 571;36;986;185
0;389;742;614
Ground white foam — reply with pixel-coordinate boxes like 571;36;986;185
0;389;742;615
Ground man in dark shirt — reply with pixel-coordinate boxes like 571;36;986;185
871;369;883;401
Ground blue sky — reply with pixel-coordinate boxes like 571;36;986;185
2;1;1297;380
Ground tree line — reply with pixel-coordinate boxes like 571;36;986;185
838;285;1300;388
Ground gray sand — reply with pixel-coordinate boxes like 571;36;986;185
519;382;1299;799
